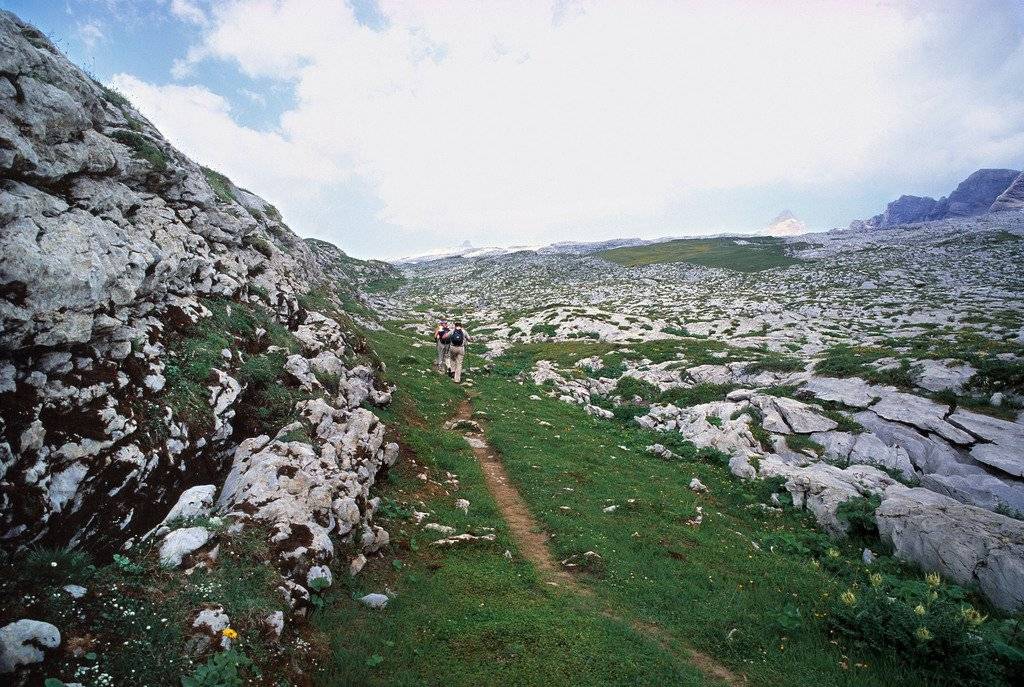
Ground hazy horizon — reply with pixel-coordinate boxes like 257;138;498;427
7;0;1024;260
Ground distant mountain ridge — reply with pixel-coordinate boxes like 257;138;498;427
849;168;1020;230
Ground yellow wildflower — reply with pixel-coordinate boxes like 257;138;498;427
840;590;857;606
222;628;238;640
925;572;941;588
960;607;987;627
914;604;926;616
826;548;841;559
869;573;882;587
915;627;932;641
811;559;821;569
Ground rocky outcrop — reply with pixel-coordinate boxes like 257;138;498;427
0;6;398;614
877;488;1024;613
849;168;1020;229
990;170;1024;212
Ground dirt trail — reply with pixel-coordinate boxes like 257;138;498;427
452;399;745;687
454;400;587;593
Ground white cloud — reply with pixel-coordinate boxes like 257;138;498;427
75;19;105;49
108;74;343;195
115;0;1024;255
170;0;208;26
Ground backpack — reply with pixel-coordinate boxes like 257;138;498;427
449;329;465;346
437;327;449;341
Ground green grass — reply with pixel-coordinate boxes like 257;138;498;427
162;298;303;434
1;526;292;685
201;166;236;204
345;329;1022;686
110;129;168;171
363;276;407;294
313;328;710;686
468;345;1019;685
599;237;805;272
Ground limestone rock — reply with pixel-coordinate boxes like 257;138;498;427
752;394;838;434
159;526;212;568
947;409;1024;477
869;393;974;445
800;376;885;409
922;473;1024;514
991;170;1024;212
359;593;389;609
0;619;61;673
877;488;1024;612
150;484;216;537
781;462;901;537
912;359;976;394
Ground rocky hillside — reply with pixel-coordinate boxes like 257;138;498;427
1;11;401;681
397;212;1024;615
992;170;1024;212
849;168;1020;229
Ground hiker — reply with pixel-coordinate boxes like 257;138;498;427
433;319;451;373
445;321;470;383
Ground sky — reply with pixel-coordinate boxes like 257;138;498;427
5;0;1024;260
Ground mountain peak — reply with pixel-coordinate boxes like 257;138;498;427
763;210;807;236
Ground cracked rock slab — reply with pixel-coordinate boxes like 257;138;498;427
869;392;974;445
877;488;1024;613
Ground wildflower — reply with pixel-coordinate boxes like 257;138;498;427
826;548;841;559
810;559;821;569
222;627;238;640
914;604;926;616
960;606;987;627
840;590;857;606
50;561;57;568
869;573;882;587
915;627;932;641
925;572;941;588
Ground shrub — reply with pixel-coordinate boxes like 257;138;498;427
98;83;132;109
829;572;1023;685
614;376;659;403
181;648;259;687
836;495;881;539
110;129;168;171
531;323;558;337
785;433;824;457
612;403;649;424
244;235;274;258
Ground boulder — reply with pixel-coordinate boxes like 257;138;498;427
752;394;838;434
781;462;901;537
358;593;389;609
877;488;1024;612
159;526;212;567
0;619;61;673
150;484;216;537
